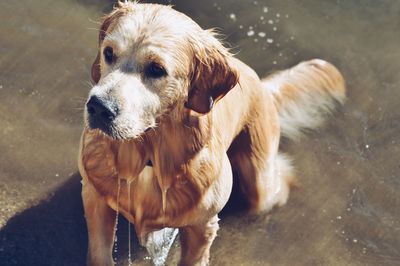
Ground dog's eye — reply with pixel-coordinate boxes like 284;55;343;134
103;46;114;65
145;62;167;78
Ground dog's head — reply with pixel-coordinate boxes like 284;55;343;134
85;2;238;140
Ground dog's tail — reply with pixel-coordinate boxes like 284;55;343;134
261;59;346;140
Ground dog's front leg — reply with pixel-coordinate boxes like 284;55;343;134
178;215;219;266
82;180;116;266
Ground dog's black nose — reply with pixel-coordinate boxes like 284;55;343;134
86;96;117;125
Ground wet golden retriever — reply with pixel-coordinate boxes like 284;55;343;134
78;2;345;265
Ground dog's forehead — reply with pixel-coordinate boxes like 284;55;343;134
105;5;198;52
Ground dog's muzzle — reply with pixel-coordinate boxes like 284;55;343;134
86;95;118;132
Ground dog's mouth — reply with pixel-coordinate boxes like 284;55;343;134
87;116;156;141
87;117;118;139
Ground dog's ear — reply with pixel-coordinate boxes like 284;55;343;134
185;33;239;114
91;53;101;84
91;6;127;84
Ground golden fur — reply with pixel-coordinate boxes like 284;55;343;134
79;2;345;266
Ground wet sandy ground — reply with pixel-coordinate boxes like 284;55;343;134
0;0;399;265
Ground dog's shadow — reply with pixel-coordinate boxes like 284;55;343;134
0;173;146;266
0;172;248;266
0;173;89;266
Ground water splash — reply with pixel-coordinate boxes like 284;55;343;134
144;171;178;266
247;30;255;37
145;228;179;266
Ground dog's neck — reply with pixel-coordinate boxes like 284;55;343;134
148;105;212;172
81;106;218;230
132;105;216;224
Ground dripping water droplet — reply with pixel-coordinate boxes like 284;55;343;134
112;177;121;263
127;179;133;266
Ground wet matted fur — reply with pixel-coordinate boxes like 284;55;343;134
78;2;345;265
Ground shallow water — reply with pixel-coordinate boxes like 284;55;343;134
0;0;399;265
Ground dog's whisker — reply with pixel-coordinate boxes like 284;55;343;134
87;18;101;25
85;27;101;32
72;107;85;112
70;96;88;101
81;80;94;89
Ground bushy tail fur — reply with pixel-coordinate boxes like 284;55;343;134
261;59;346;140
